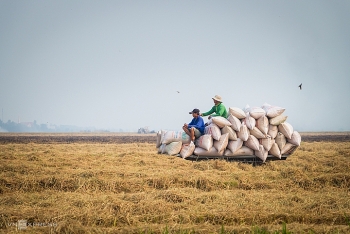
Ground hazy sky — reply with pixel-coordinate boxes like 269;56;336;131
1;0;349;132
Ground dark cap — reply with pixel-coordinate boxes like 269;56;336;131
189;108;200;114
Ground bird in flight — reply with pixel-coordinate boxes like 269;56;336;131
177;91;180;93
298;83;302;90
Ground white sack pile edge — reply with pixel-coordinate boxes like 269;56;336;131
156;103;301;162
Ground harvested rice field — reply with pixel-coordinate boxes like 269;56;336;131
0;132;349;233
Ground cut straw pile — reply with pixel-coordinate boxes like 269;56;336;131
156;103;301;162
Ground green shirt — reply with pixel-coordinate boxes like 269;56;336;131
202;103;228;118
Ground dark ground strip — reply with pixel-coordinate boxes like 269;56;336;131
0;134;349;144
0;135;157;144
300;134;350;142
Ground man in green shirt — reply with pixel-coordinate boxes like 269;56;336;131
201;95;228;119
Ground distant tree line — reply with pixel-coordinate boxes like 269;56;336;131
0;119;100;132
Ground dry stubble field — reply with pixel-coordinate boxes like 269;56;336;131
0;132;350;233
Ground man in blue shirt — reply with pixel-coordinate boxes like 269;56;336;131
182;108;205;142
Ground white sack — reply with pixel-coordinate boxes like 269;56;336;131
256;115;269;135
156;131;162;148
278;122;294;139
246;106;266;119
269;115;288;126
204;123;221;141
227;138;243;154
158;144;166;154
180;141;196;159
237;124;249;141
214;133;229;152
212;116;232;128
262;103;285;118
268;124;278;139
250;127;266;139
288;131;301;146
227;114;241;131
281;143;299;155
269;143;281;159
255;145;268;163
195;134;213;151
162;131;190;144
163;141;182;155
221;125;237;141
242;112;256;130
243;135;260;151
275;132;287;151
229;107;246;119
243;104;250;113
156;130;167;148
259;136;273;151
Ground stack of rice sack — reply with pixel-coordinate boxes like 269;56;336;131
156;103;301;162
156;130;194;158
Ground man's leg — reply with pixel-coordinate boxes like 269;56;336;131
182;126;192;145
190;127;195;141
183;126;191;137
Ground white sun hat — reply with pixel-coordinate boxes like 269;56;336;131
212;95;223;102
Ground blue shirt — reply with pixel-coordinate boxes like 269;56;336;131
188;116;205;134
